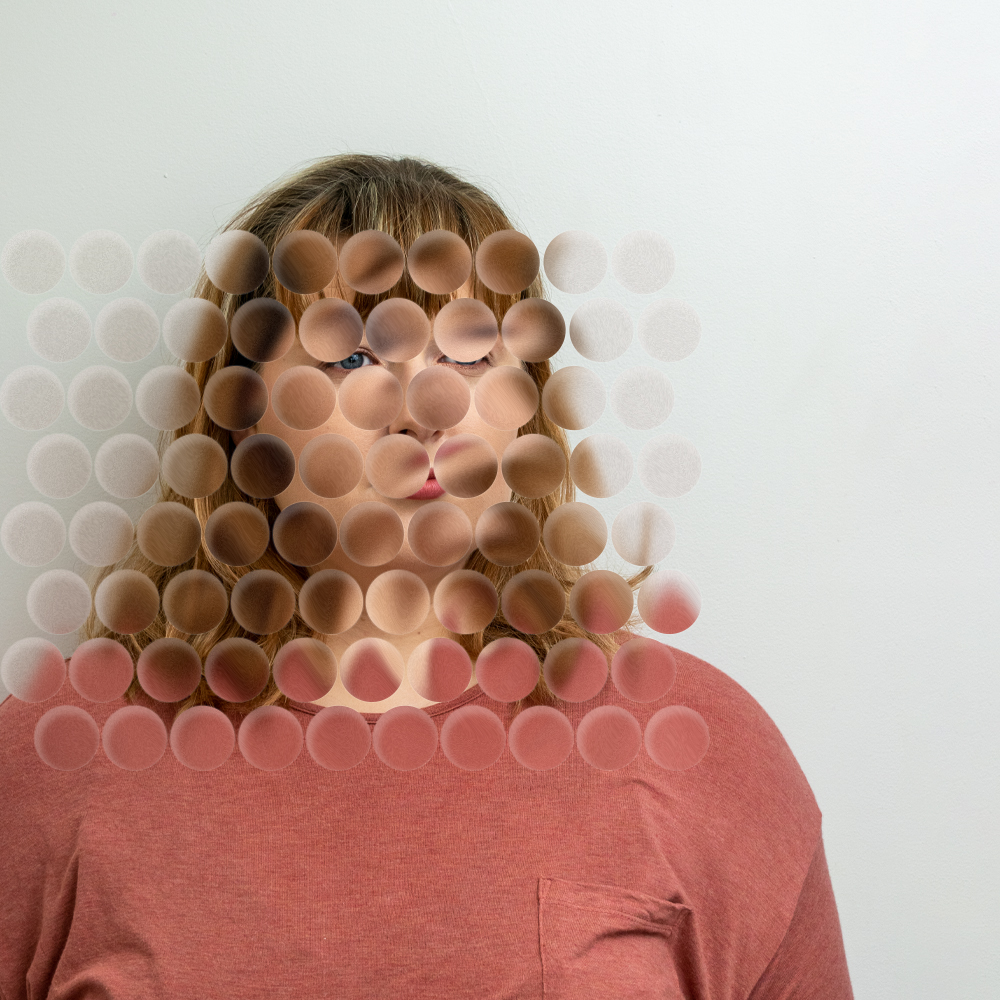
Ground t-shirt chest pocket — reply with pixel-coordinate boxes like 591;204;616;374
538;876;691;1000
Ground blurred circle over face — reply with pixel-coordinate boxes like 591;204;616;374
339;637;405;703
407;501;473;566
406;366;470;430
474;230;540;295
204;230;270;295
338;230;404;294
406;229;472;294
473;366;538;430
298;298;364;362
339;502;404;566
298;569;364;634
204;501;270;566
542;501;607;565
272;502;337;566
162;298;228;363
543;230;607;294
203;366;269;431
365;298;431;362
298;434;364;498
230;298;296;363
474;502;540;566
433;298;498;363
162;569;228;634
501;434;566;499
365;434;430;499
433;433;497;498
271;365;337;430
338;366;403;430
272;638;337;702
365;570;430;635
500;298;565;362
501;570;565;634
136;637;203;703
204;637;270;702
272;230;338;294
231;433;296;499
433;569;498;634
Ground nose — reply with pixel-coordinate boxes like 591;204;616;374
384;358;440;447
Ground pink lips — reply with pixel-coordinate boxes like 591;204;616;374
406;469;445;500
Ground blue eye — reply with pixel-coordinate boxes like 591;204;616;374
326;352;374;370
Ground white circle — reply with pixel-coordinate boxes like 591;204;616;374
1;230;65;293
26;298;92;363
68;230;133;293
135;366;201;430
1;502;66;566
568;298;633;362
67;366;133;430
69;501;134;566
162;297;227;362
94;434;160;498
569;434;633;498
611;502;676;565
26;569;92;634
543;231;607;293
94;298;160;362
27;434;91;498
0;366;64;430
137;230;202;294
611;231;675;294
610;367;674;430
639;434;701;498
1;637;67;702
541;365;606;430
637;299;701;362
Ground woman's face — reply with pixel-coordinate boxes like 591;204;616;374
231;278;524;593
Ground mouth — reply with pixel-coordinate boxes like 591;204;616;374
406;468;446;500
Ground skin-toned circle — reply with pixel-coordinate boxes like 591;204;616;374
160;434;228;499
542;637;608;702
27;297;91;363
405;366;471;431
204;637;270;702
610;636;677;703
203;230;270;295
0;637;67;703
298;569;364;634
202;366;269;431
136;637;203;703
639;434;702;498
272;501;338;566
339;636;405;702
473;366;539;430
474;230;540;295
365;569;430;635
541;365;606;430
272;230;338;294
297;434;364;499
337;365;404;430
637;568;702;634
203;501;270;566
94;569;159;635
611;502;676;566
406;230;472;294
162;569;229;634
432;298;498;363
406;500;474;566
162;298;228;363
364;433;430;499
34;705;100;770
136;501;202;566
230;297;296;363
569;434;634;498
338;230;405;295
230;433;296;499
500;569;566;635
298;298;364;362
26;569;91;634
568;570;635;634
637;299;701;362
231;569;297;634
500;434;566;499
2;230;65;293
338;501;404;566
365;297;431;362
272;637;338;702
542;502;607;566
134;366;201;431
137;229;202;294
432;433;497;499
474;502;540;566
271;365;337;430
500;298;566;362
407;637;473;702
432;569;498;634
543;230;607;294
94;434;160;499
611;230;675;294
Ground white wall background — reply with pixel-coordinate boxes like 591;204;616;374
2;1;997;997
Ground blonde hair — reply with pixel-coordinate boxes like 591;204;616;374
82;154;652;719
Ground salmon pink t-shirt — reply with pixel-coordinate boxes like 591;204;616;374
0;642;853;999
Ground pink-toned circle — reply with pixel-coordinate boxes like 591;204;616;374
365;570;430;635
406;366;470;430
204;637;270;702
169;705;236;770
271;365;337;430
433;433;498;498
68;637;134;702
102;706;169;770
298;569;364;635
365;297;431;362
338;501;404;566
473;637;539;702
500;434;566;499
338;365;403;430
0;637;66;702
474;230;540;295
238;705;303;771
34;705;100;770
610;636;677;703
365;434;430;499
433;569;498;634
645;705;710;770
338;230;405;295
407;636;473;702
298;298;364;362
500;298;565;362
298;433;364;499
433;298;498;363
500;569;566;635
371;705;438;770
568;570;635;634
406;500;473;566
306;706;372;770
507;706;575;771
637;569;701;633
339;637;405;703
136;637;203;702
576;705;643;770
406;229;472;294
473;366;538;430
439;705;506;770
272;637;337;701
542;638;608;703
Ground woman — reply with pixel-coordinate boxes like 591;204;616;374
0;154;854;998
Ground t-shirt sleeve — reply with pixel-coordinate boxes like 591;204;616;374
746;833;854;1000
